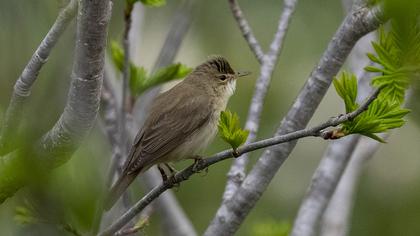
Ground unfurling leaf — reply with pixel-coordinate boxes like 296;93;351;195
333;71;410;142
218;110;249;150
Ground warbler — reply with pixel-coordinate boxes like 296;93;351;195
105;56;248;209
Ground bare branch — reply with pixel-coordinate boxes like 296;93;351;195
0;0;78;156
204;4;384;236
0;0;113;204
98;87;381;236
227;0;264;63
223;0;298;202
290;137;360;236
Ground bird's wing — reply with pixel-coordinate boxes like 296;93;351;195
124;86;213;174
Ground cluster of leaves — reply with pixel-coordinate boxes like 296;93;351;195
334;72;410;142
333;15;420;142
365;26;420;103
218;110;249;150
110;41;192;97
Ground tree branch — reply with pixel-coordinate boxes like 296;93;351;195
0;0;113;204
98;87;381;236
204;4;384;236
223;0;298;202
0;0;78;156
227;0;264;63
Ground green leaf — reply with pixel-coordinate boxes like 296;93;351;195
333;72;358;113
139;63;192;94
110;41;124;71
140;0;166;7
218;110;249;150
129;66;148;97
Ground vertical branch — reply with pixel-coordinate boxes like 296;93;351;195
0;0;113;203
223;0;298;202
204;5;384;236
0;0;78;156
290;137;360;236
119;2;133;176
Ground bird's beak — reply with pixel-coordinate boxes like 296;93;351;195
236;70;251;78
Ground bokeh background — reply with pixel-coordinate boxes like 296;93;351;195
0;0;419;235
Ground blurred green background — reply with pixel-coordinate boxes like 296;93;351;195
1;0;420;235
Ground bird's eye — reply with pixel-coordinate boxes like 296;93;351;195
218;75;227;81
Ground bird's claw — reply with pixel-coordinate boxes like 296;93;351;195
192;156;204;172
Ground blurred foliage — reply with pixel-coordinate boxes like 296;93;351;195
110;40;192;97
250;219;290;236
218;110;249;150
126;0;166;7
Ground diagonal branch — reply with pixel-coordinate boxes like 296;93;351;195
0;0;113;204
227;0;264;63
98;87;381;236
0;0;78;156
204;3;384;236
223;0;298;202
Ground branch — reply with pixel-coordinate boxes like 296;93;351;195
318;13;377;235
0;0;112;204
204;4;385;236
0;0;78;156
98;87;381;236
223;0;298;202
227;0;264;63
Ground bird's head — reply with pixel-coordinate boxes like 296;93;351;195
188;56;250;98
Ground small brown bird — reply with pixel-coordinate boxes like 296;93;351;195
105;56;247;210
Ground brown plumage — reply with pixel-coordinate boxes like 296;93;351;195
105;56;242;210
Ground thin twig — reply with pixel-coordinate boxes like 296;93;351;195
0;0;78;156
119;3;133;181
227;0;264;63
98;87;381;236
204;4;385;236
223;0;298;202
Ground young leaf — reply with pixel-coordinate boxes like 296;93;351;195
110;41;124;71
218;110;249;150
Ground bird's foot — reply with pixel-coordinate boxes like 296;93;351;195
192;156;204;172
164;163;179;176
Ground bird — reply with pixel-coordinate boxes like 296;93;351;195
105;56;248;210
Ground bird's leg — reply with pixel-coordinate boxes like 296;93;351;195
157;164;168;182
192;155;204;172
164;163;179;176
163;163;180;188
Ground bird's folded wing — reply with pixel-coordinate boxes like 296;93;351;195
125;89;213;174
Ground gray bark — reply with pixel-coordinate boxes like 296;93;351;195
0;0;78;156
36;0;112;167
204;4;384;236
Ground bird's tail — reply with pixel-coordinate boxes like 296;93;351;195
104;173;137;211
